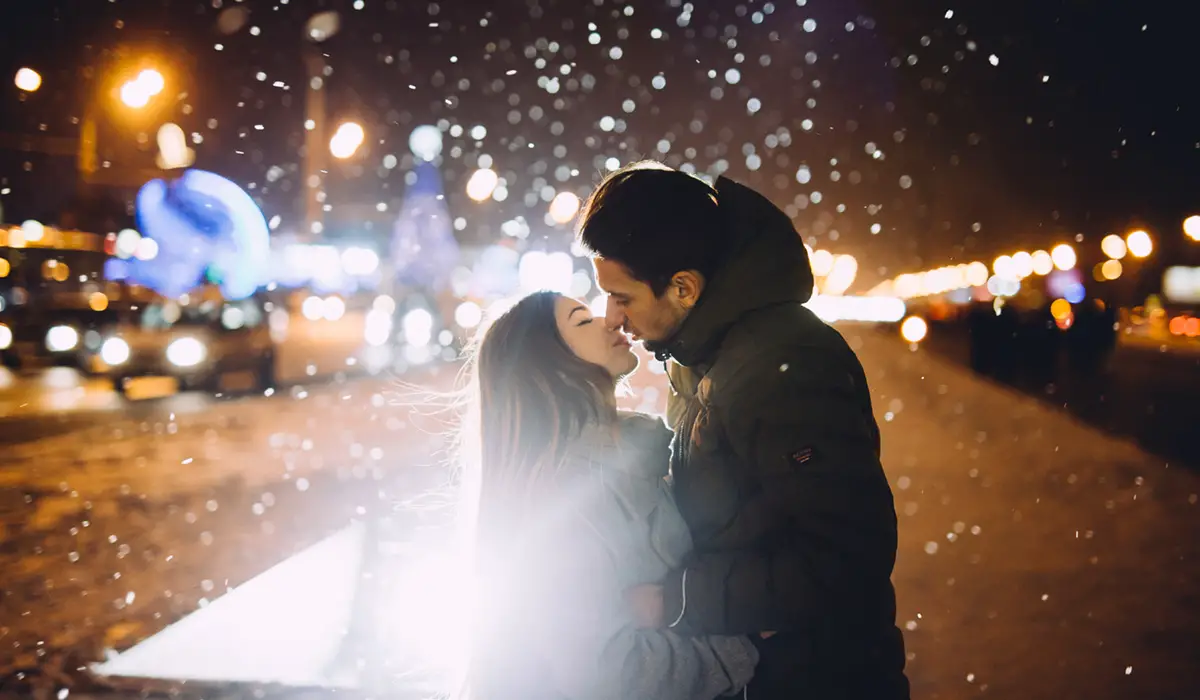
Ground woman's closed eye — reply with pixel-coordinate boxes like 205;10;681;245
577;318;594;327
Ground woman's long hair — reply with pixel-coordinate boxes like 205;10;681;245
456;291;617;700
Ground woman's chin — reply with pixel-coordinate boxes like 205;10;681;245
612;350;640;380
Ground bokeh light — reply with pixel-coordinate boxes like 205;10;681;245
119;69;164;109
548;191;581;224
810;249;834;277
408;125;443;162
330;121;365;159
1051;244;1077;271
1011;251;1033;279
1100;234;1127;260
454;301;483;329
1101;259;1123;281
966;261;990;286
21;220;45;243
14;67;41;92
1184;215;1200;242
992;254;1015;279
465;168;499;202
1031;250;1053;276
1126;229;1152;259
900;316;928;343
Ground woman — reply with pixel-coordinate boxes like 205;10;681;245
458;291;758;700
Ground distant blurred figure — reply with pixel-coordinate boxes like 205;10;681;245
1067;300;1117;375
1017;305;1061;389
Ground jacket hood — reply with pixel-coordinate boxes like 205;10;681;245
650;176;814;368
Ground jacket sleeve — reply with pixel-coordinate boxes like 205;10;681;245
542;532;759;700
660;345;898;636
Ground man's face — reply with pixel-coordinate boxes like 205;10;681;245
592;257;691;344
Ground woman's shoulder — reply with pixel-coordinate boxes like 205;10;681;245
559;412;671;480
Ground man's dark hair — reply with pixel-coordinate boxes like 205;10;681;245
577;161;726;296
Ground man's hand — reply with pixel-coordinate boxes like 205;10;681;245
624;584;665;628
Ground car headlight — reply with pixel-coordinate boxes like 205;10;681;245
100;337;131;365
46;325;79;352
0;324;11;351
166;337;206;367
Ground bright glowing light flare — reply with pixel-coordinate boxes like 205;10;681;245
137;69;165;96
1126;229;1153;259
1185;215;1200;242
900;316;928;343
14;68;41;92
330;121;365;159
1101;259;1123;281
120;81;151;109
1050;244;1077;271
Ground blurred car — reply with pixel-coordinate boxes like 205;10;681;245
80;290;276;396
0;295;122;370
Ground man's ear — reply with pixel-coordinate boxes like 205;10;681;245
670;270;705;310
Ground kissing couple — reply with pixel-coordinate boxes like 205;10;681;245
457;162;909;700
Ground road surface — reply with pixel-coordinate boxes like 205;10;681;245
1;327;1198;699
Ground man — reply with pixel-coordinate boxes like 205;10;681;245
577;162;909;699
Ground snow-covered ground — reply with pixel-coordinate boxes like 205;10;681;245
2;327;1198;698
0;363;460;689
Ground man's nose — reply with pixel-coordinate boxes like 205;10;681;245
604;299;624;330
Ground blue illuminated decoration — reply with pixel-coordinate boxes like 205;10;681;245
391;161;460;292
128;169;270;300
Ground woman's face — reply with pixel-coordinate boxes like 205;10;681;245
554;296;639;379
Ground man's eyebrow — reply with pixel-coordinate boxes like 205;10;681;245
568;305;587;318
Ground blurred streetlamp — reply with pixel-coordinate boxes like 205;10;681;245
1183;215;1200;243
14;67;42;93
329;121;365;159
118;68;165;109
78;61;173;183
301;11;341;238
1125;229;1153;259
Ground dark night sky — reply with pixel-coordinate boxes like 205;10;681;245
0;0;1196;286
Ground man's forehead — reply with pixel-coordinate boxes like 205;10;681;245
592;258;634;292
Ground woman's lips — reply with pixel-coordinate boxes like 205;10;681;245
612;335;631;348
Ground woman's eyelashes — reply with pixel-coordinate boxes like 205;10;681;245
576;318;594;327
